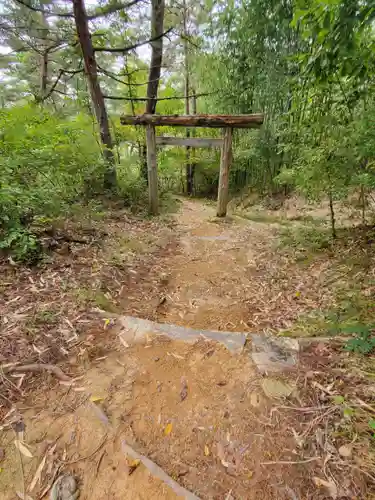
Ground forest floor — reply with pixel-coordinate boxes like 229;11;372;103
0;197;375;499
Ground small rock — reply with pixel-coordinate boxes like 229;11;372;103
0;448;5;461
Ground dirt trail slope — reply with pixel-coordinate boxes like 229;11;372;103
0;199;369;500
155;199;331;334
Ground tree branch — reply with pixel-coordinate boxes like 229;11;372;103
42;68;84;101
93;27;173;53
13;0;141;20
103;92;212;101
98;65;160;86
13;0;74;17
87;0;143;20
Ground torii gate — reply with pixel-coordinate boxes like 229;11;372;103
120;114;264;216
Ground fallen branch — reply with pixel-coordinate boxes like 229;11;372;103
3;364;71;382
261;456;320;466
62;433;108;464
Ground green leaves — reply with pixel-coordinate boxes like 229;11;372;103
344;324;375;355
0;105;105;262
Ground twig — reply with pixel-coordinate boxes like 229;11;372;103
354;398;375;414
95;450;106;476
13;429;25;500
261;456;320;465
38;465;61;500
61;433;107;464
277;405;332;412
3;364;71;382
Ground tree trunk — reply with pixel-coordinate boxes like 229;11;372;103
328;190;336;239
183;0;192;195
141;0;166;183
38;11;49;102
72;0;116;190
40;50;48;98
145;0;166;114
188;89;197;195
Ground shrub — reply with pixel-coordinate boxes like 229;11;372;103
0;105;105;261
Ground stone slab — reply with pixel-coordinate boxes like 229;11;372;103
118;315;247;353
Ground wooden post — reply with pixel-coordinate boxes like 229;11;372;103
217;127;233;217
146;124;158;215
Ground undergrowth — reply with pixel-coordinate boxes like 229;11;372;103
0;105;172;263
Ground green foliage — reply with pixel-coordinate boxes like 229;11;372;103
344;324;375;354
0;105;106;261
279;224;332;252
0;227;41;264
369;419;375;437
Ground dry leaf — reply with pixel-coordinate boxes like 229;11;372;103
338;444;352;458
14;440;33;458
180;377;188;402
292;428;304;448
29;455;46;492
90;395;103;403
167;352;184;360
313;477;338;499
164;423;173;436
16;492;34;500
217;442;229;468
204;445;210;456
127;458;140;475
118;336;130;348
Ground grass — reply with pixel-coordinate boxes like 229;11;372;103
74;286;120;313
279;276;375;339
234;211;292;225
279;224;332;252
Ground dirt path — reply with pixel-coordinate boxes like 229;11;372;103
0;199;371;499
155;198;331;334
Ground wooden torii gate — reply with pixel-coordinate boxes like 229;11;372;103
120;113;264;216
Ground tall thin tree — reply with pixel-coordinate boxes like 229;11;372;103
72;0;116;189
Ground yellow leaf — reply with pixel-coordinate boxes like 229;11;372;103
204;445;210;456
14;440;33;458
127;458;140;468
90;395;103;403
247;471;254;479
164;423;173;436
127;458;140;476
295;291;301;297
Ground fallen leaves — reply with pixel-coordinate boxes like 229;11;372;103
126;458;141;475
29;455;46;492
164;423;173;436
14;440;33;458
313;477;338;499
180;377;188;401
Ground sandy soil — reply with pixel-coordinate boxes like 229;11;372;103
0;198;373;499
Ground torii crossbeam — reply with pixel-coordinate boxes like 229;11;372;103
120;113;264;216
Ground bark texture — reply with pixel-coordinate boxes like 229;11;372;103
72;0;116;189
121;114;264;128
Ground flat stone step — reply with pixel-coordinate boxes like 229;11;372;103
117;315;247;353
